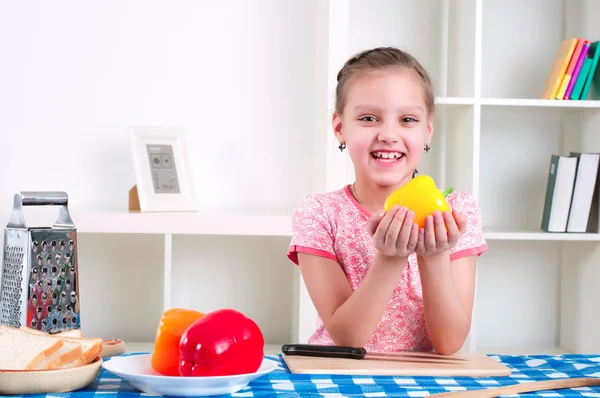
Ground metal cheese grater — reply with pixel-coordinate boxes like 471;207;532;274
0;191;80;334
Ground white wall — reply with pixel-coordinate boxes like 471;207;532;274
0;0;320;342
0;0;320;215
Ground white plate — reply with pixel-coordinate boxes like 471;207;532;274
102;354;278;396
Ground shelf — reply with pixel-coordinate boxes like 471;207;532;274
71;212;600;240
70;210;292;236
480;98;600;108
483;227;600;241
435;97;476;107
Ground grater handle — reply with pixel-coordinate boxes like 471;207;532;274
19;191;68;206
8;191;75;229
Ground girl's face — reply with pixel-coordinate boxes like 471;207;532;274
333;68;433;188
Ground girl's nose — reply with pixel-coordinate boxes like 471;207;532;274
377;126;399;143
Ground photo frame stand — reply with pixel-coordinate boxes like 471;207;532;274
128;185;141;212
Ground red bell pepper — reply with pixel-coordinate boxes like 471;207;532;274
179;308;264;377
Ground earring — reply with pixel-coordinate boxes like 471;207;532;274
424;144;430;152
339;142;346;152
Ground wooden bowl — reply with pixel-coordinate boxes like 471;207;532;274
0;356;102;394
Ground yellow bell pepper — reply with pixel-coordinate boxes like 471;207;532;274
383;175;453;229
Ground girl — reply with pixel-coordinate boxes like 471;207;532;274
287;47;488;355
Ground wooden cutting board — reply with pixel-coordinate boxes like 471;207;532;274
282;352;511;377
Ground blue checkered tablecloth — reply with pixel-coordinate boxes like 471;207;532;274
7;353;600;397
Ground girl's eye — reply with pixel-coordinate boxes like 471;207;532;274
359;116;377;122
401;117;418;123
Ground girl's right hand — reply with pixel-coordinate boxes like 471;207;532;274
366;205;419;258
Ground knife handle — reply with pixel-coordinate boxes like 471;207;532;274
281;344;367;359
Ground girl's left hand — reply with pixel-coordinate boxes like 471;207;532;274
416;209;467;257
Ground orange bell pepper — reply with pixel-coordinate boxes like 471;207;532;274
384;175;453;229
151;308;205;376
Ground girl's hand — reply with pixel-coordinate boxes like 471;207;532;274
416;209;467;257
366;205;419;258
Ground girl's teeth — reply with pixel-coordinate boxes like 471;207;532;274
372;151;403;161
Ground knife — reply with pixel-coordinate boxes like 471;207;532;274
281;344;467;363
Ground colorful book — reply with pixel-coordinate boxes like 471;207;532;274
556;38;586;99
541;38;578;99
581;41;600;100
565;40;590;99
570;57;593;100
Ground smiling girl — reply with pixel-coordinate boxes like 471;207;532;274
287;47;488;355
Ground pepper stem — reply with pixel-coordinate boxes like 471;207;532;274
442;187;454;197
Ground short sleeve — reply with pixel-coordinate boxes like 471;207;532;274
447;191;488;261
287;194;337;266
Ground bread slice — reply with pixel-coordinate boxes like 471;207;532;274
34;340;83;370
0;325;64;370
60;337;103;367
7;326;102;369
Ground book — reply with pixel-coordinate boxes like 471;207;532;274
556;38;585;99
541;38;578;99
541;155;578;232
581;41;600;100
569;57;593;100
566;152;600;232
565;40;590;99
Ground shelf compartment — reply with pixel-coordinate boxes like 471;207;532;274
77;234;165;343
475;241;561;352
347;0;476;99
481;0;600;100
170;235;298;347
479;106;600;233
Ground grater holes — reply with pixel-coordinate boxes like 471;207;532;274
51;240;57;251
1;244;25;326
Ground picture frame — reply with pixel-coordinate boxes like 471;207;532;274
128;126;198;212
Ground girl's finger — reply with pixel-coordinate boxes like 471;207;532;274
425;215;436;251
433;211;447;246
366;212;385;236
454;210;468;233
443;210;459;242
407;222;419;252
372;206;398;245
386;207;406;249
397;210;415;249
416;227;426;254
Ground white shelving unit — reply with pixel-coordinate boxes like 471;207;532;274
10;0;600;356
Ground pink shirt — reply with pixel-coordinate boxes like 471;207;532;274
287;185;488;353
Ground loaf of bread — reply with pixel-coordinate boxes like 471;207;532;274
0;325;103;370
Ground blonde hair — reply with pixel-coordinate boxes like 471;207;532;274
335;47;435;116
